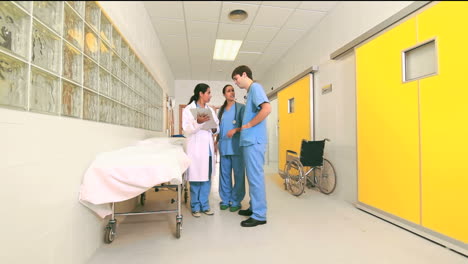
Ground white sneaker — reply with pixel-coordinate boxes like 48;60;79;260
202;209;214;215
192;211;201;217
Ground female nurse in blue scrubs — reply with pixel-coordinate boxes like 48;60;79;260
216;84;245;212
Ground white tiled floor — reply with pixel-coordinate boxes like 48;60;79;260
87;163;466;264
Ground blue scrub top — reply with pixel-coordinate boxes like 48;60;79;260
240;82;269;147
219;104;240;156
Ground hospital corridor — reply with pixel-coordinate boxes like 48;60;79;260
1;1;467;263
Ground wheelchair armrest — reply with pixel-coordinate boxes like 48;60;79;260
286;150;298;155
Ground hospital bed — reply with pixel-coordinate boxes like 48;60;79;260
78;137;191;243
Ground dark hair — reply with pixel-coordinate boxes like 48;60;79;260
231;65;253;80
188;83;210;104
217;84;233;121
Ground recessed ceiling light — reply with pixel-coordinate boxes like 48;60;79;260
229;9;248;22
213;39;243;61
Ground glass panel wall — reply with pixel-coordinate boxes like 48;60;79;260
0;1;164;131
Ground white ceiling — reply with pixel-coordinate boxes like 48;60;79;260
144;1;338;81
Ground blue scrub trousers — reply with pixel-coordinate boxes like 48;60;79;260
242;144;267;221
219;155;245;207
190;157;212;212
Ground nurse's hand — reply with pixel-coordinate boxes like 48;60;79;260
197;114;210;124
227;128;237;138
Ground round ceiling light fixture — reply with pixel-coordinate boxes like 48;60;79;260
228;9;248;22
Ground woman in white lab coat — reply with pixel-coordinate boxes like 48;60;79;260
182;83;219;217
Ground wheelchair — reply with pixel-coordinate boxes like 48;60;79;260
283;139;337;196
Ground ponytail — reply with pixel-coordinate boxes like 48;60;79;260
188;83;210;105
217;84;233;121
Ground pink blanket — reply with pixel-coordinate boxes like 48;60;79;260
79;137;190;218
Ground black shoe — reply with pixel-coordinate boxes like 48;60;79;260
238;209;253;216
241;217;267;227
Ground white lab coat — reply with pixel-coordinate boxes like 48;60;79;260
182;101;219;182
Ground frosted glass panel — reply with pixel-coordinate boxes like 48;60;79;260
99;95;111;123
0;52;27;109
61;80;81;117
110;77;120;101
30;67;59;114
111;26;121;54
31;21;61;73
111;51;120;78
83;57;98;91
99;67;110;96
404;40;437;81
64;4;84;50
99;41;110;70
14;1;32;12
33;1;62;34
85;1;100;32
66;1;84;17
111;101;120;124
83;89;98;121
63;43;82;83
84;25;99;61
0;2;30;59
100;14;111;45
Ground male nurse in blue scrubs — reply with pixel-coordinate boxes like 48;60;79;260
231;65;271;227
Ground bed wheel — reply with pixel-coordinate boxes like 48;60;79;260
140;193;146;206
104;220;116;244
176;222;181;238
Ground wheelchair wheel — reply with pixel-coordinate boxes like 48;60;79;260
285;159;305;196
317;158;337;194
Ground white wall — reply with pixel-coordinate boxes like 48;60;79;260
1;2;174;263
262;1;414;203
266;99;278;164
174;80;247;134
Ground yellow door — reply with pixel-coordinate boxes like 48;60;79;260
356;18;421;224
417;2;468;243
278;75;312;172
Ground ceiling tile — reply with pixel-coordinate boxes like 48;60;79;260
240;41;269;53
183;1;222;22
235;52;262;65
273;28;306;44
245;26;279;42
284;9;325;30
188;37;215;59
186;21;218;38
263;42;291;55
219;2;260;25
252;5;294;28
261;1;301;8
217;23;250;40
153;18;186;36
297;1;338;12
159;35;188;58
144;1;184;19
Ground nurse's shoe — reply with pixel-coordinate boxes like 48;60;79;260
229;206;241;212
192;211;201;218
202;209;214;215
238;209;253;216
241;217;267;227
220;204;229;210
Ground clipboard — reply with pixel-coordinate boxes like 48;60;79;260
190;108;217;130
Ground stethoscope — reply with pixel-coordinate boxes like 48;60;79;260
222;103;237;125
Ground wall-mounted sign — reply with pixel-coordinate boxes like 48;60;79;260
322;84;332;95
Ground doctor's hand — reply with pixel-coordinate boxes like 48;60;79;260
227;128;238;138
197;114;210;124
